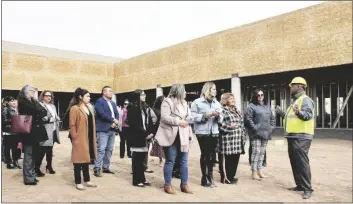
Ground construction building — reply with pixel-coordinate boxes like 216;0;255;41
2;1;352;137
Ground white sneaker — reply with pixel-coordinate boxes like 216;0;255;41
85;181;97;188
76;184;86;190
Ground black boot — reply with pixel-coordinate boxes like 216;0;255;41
200;159;211;187
46;165;56;174
13;160;22;169
208;172;217;188
201;174;211;187
35;167;45;177
207;155;217;188
6;163;15;169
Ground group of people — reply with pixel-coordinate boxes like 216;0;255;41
2;76;315;199
2;88;60;182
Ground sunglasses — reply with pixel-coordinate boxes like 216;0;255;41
257;94;264;97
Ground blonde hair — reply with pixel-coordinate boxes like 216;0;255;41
201;82;216;98
220;93;235;106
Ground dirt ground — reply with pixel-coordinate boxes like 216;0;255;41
1;131;352;202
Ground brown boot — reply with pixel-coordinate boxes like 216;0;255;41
252;171;261;180
258;170;268;178
164;185;176;194
180;184;193;194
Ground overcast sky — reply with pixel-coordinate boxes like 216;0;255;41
2;1;323;59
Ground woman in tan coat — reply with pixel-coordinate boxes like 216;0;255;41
155;84;194;194
69;88;98;190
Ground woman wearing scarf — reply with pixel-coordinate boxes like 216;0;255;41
155;84;194;194
190;82;222;188
35;90;61;176
245;89;275;180
218;93;246;184
17;85;48;185
127;89;157;187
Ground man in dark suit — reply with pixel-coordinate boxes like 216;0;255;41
93;86;119;177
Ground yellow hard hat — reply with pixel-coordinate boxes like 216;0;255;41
289;77;307;88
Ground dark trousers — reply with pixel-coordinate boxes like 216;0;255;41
3;134;21;164
36;146;53;168
212;152;217;163
287;138;313;192
2;135;5;161
73;163;90;184
120;127;131;158
132;152;147;185
197;136;218;176
218;153;240;182
23;144;37;183
143;142;151;170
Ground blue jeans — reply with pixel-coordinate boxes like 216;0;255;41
164;144;188;185
94;130;116;171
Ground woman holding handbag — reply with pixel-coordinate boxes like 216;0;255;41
35;90;61;176
17;85;48;185
155;84;194;194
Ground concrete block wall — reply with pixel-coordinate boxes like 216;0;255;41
2;52;114;93
113;1;352;93
2;51;117;93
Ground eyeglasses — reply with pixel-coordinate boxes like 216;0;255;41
257;94;264;97
44;95;52;97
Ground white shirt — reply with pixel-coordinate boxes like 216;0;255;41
107;100;115;119
45;103;57;129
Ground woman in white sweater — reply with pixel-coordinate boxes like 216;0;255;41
35;90;61;176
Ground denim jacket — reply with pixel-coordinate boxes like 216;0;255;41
191;97;222;135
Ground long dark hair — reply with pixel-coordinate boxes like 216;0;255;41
131;89;142;105
3;96;15;108
67;88;89;112
153;95;165;110
250;89;266;105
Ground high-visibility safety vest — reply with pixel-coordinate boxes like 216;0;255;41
284;94;314;135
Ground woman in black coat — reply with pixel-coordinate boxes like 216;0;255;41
2;96;22;169
17;85;48;185
127;89;157;187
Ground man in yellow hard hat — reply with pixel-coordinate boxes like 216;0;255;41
276;77;314;199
